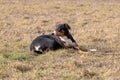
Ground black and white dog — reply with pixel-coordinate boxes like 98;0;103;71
30;23;81;54
30;35;66;54
30;24;76;54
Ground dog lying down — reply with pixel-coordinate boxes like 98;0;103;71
30;35;66;54
30;23;90;54
30;34;89;55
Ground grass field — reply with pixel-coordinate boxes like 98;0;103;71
0;0;120;80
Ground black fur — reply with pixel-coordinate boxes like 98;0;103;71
30;35;66;54
52;23;76;43
55;23;71;35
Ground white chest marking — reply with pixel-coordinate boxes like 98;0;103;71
59;36;75;46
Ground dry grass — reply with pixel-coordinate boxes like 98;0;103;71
0;0;120;80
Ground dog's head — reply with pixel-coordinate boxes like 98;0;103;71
53;23;71;36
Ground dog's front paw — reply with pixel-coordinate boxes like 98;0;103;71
78;50;89;54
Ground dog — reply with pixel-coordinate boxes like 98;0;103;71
30;35;66;54
30;23;89;55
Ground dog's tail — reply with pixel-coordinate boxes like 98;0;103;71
34;45;43;53
34;45;40;51
30;45;43;54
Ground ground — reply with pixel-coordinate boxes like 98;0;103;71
0;0;120;80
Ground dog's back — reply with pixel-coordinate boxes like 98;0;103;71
30;35;65;54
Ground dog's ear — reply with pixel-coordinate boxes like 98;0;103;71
55;24;62;31
64;23;71;30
